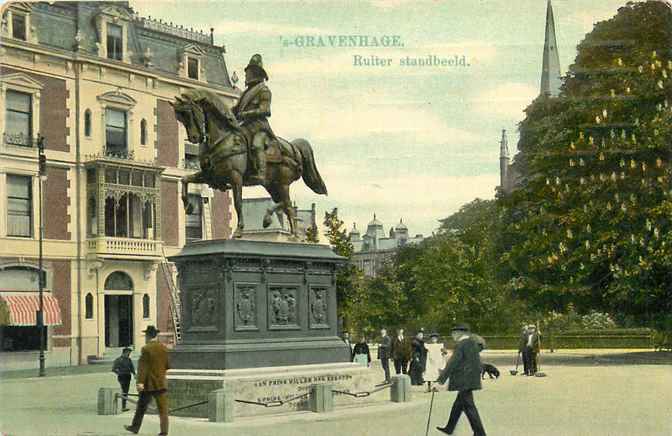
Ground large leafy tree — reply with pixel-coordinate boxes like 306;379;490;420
345;199;526;335
501;1;672;327
323;208;360;329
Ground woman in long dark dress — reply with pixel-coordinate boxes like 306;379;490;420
352;335;372;367
409;331;428;385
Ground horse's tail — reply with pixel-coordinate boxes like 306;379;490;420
292;138;328;195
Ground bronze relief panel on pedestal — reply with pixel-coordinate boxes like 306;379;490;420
267;285;300;330
234;283;258;331
308;286;329;329
186;285;218;332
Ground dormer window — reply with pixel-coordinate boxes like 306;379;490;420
179;44;207;81
107;23;123;61
187;57;199;80
12;13;26;40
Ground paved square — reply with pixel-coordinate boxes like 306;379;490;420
1;355;670;436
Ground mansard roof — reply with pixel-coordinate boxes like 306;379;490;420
26;1;233;89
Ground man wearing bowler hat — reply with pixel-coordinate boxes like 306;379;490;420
435;324;487;436
125;326;170;436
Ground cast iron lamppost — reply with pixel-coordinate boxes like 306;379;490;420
37;134;46;377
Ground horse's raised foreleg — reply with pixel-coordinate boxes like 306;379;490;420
262;185;283;229
181;172;206;214
284;201;298;238
264;185;298;238
230;172;245;238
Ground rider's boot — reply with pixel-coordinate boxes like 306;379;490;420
249;149;266;184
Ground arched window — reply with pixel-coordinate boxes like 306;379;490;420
84;109;92;137
104;271;133;291
140;119;147;145
142;294;150;318
0;265;47;290
85;293;94;319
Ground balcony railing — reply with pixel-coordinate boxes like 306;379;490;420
3;132;35;147
181;158;201;170
87;236;163;258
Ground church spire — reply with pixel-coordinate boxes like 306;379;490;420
499;129;510;190
499;129;509;159
540;0;561;97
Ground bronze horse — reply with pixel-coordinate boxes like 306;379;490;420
171;89;327;238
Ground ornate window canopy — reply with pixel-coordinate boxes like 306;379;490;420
1;73;43;149
97;90;137;109
94;5;134;23
1;72;44;93
93;5;133;62
2;2;38;44
179;44;207;81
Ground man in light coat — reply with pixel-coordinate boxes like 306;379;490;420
125;326;170;436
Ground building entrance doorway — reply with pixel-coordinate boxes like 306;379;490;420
105;295;133;347
104;271;135;348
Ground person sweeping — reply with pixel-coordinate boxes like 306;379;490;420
434;324;487;436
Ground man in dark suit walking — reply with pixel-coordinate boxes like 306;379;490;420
391;328;412;375
519;325;530;376
112;347;135;411
378;328;392;383
524;325;541;375
435;324;487;436
125;326;170;436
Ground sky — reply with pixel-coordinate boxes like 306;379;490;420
131;0;629;237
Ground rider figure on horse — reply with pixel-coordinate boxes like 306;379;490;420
232;54;275;185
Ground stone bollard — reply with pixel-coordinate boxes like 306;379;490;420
97;387;121;415
309;384;334;413
208;388;234;423
390;374;411;403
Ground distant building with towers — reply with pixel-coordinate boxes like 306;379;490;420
349;215;425;277
239;197;317;242
498;0;562;196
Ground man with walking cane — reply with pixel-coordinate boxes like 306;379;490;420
433;324;487;436
525;324;541;376
518;325;530;376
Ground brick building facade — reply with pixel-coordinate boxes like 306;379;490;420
0;1;234;369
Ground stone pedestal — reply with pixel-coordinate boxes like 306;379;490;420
168;362;387;418
309;383;334;413
97;387;120;415
168;239;349;369
208;389;234;422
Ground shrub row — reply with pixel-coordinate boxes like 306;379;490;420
481;333;653;349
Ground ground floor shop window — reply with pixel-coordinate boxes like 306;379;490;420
1;326;45;351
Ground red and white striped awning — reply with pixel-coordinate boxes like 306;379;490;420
0;294;62;326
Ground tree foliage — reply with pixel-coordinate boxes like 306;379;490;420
346;200;529;336
501;1;672;328
323;208;359;328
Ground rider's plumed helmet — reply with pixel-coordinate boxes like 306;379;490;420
245;54;269;82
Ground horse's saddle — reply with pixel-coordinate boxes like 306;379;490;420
265;136;300;168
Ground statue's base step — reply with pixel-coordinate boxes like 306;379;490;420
167;362;387;418
170;338;349;370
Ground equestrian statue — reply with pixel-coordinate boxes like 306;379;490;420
171;54;328;238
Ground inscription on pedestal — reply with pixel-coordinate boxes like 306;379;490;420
234;283;258;331
251;374;353;410
268;285;299;330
